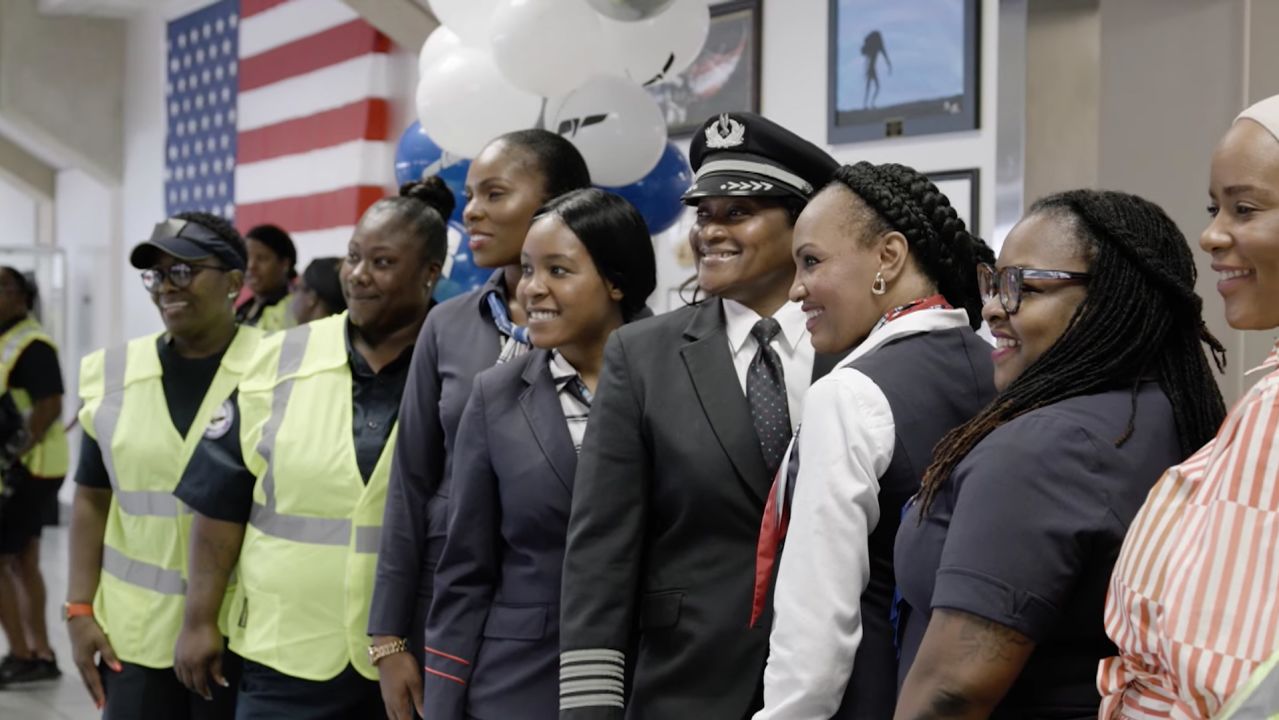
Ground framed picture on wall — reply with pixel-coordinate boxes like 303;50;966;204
649;0;761;136
927;168;979;235
827;0;980;143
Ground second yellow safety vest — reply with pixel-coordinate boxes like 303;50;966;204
230;312;395;682
0;315;69;480
253;296;295;334
78;326;261;668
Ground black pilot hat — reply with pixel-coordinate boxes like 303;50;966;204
130;217;247;271
681;112;838;204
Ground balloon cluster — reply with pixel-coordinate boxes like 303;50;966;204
400;0;710;301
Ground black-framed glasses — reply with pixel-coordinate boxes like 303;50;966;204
977;263;1091;314
141;263;226;292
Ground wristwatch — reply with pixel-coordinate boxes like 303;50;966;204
62;602;94;621
368;638;408;666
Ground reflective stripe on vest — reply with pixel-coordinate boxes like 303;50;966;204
92;346;181;519
101;546;186;595
246;324;379;554
1219;650;1279;719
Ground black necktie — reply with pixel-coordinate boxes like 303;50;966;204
747;317;792;476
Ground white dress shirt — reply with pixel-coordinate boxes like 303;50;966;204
755;307;976;720
722;298;815;432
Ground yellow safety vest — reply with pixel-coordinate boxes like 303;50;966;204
78;326;261;668
253;296;295;333
229;312;395;682
1218;649;1279;719
0;315;69;480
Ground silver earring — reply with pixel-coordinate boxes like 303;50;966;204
227;292;238;299
871;272;887;295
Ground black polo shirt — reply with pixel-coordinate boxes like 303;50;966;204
1;316;64;403
175;321;412;523
74;335;228;489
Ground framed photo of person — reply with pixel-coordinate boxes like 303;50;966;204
927;168;979;235
649;0;762;136
827;0;980;143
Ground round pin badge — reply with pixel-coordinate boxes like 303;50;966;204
204;399;235;440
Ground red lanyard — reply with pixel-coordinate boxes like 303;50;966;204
878;294;953;329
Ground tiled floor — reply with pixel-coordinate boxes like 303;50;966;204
0;524;99;719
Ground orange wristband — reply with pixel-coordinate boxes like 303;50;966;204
63;602;93;621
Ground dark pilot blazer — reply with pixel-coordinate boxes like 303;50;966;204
423;348;577;720
557;298;840;720
369;270;505;660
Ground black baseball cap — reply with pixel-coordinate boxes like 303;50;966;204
682;112;839;204
130;218;247;271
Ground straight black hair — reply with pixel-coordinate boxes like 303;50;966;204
245;223;298;279
534;188;656;321
494;129;592;200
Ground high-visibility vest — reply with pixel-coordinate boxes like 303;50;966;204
253;296;295;333
1218;649;1279;719
229;312;395;682
78;327;261;668
0;315;69;480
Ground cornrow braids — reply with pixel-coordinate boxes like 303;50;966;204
916;189;1227;517
832;162;995;329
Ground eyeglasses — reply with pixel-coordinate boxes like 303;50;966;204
140;263;227;292
977;263;1091;314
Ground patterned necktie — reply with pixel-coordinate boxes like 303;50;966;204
747;317;792;476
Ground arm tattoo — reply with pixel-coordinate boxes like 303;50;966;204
953;614;1031;664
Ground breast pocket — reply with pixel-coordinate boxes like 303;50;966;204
639;590;683;631
482;604;548;641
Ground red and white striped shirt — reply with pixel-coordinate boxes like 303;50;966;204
1099;339;1279;719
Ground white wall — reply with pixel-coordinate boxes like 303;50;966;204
0;176;37;246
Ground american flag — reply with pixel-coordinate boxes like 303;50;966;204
165;0;396;257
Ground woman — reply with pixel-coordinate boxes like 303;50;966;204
0;268;68;684
893;190;1226;719
754;163;996;720
422;189;656;719
368;130;591;720
557;112;840;719
292;256;346;325
171;179;451;718
1100;95;1279;718
67;213;259;717
237;224;296;332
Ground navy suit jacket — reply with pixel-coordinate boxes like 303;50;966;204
370;271;504;656
423;348;577;720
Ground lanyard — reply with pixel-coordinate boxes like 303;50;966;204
485;291;530;345
870;294;953;334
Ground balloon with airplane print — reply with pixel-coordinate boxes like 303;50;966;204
601;140;692;234
394;121;469;223
549;74;666;186
599;0;710;86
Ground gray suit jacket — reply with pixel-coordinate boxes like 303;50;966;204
558;299;838;720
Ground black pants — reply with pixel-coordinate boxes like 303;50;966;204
236;660;384;720
101;649;241;720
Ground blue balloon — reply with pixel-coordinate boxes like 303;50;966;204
433;221;492;303
601;141;693;234
394;121;471;223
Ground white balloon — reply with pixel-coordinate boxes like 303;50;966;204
601;0;710;85
417;45;544;158
586;0;676;22
428;0;498;46
549;75;667;186
490;0;605;99
418;26;462;77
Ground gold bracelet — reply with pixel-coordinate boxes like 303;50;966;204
368;638;409;666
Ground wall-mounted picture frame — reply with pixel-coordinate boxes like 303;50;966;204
828;0;980;144
649;0;762;136
927;168;980;236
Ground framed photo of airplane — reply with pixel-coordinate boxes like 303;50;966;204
828;0;980;143
648;0;761;136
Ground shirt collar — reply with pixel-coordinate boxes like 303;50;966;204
475;268;509;320
345;318;415;378
841;307;973;366
549;349;579;386
722;298;809;354
1246;336;1279;376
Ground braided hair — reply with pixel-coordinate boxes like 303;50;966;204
833;162;994;328
916;189;1228;516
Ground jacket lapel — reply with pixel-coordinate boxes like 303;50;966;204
680;300;770;503
519;349;577;495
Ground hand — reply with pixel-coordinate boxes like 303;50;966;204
377;647;424;720
68;615;120;710
173;620;227;701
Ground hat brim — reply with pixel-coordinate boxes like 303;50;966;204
681;171;807;204
129;237;214;269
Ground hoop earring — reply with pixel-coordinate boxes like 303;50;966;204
871;272;887;296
